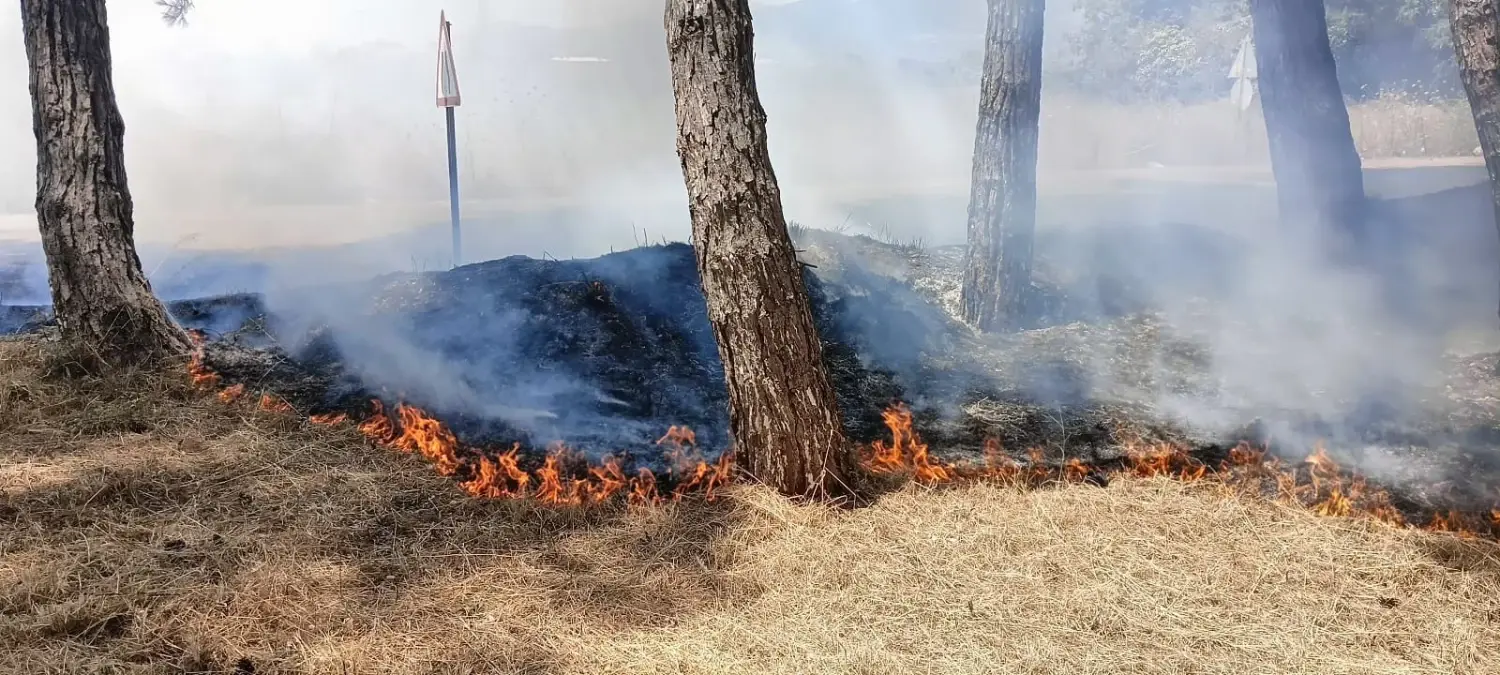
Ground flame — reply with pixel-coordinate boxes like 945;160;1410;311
1313;488;1352;517
1225;443;1265;467
258;394;293;414
534;451;579;505
180;338;1500;530
309;412;348;425
862;404;952;483
460;444;532;499
348;400;729;507
186;330;220;389
975;439;1022;482
357;400;396;443
1063;458;1090;483
1370;503;1407;527
629;468;660;506
856;404;1499;540
1427;511;1471;537
391;404;463;477
657;425;697;449
1127;444;1189;478
586;455;629;503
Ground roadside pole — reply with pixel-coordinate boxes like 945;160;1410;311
437;11;463;268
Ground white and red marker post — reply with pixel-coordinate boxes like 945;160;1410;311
436;10;463;267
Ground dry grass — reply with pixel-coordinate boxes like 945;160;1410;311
1;338;1498;674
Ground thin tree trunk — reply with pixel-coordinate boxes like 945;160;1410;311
959;0;1045;333
1250;0;1367;249
21;0;190;367
1448;0;1500;321
664;0;855;500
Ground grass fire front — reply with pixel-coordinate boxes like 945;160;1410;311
1;336;1497;674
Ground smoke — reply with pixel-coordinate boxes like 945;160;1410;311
1;0;1496;469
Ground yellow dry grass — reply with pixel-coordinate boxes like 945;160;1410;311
1;338;1498;674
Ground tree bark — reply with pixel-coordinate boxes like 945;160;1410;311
1250;0;1367;249
664;0;856;500
1448;0;1500;320
959;0;1046;333
21;0;191;367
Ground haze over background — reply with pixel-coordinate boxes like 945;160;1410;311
0;0;1481;264
0;0;1092;254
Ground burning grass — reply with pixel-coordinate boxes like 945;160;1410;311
2;334;1499;673
189;331;1500;539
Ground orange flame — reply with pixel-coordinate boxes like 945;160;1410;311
181;339;1500;531
309;412;348;425
1313;488;1352;518
357;400;396;443
186;330;221;389
350;400;730;506
854;404;1499;540
258;394;294;414
460;444;532;498
629;468;660;506
861;404;952;483
586;455;629;503
391;404;463;477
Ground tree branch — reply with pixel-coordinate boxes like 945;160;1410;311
156;0;194;27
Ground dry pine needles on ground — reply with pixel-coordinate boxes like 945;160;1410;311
0;337;1497;674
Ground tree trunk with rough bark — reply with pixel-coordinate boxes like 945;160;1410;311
959;0;1046;333
1448;0;1500;321
665;0;856;501
1250;0;1367;249
21;0;190;367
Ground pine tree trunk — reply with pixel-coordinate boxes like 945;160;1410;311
665;0;855;500
959;0;1045;333
1250;0;1367;249
1448;0;1500;321
21;0;190;367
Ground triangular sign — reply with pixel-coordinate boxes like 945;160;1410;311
1228;35;1256;80
1227;35;1256;111
436;11;461;107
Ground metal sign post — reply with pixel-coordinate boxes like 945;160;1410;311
437;11;463;268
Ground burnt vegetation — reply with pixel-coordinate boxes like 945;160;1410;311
3;206;1494;530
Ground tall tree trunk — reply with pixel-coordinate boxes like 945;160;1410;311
21;0;190;367
1448;0;1500;321
959;0;1045;333
665;0;855;500
1250;0;1367;249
